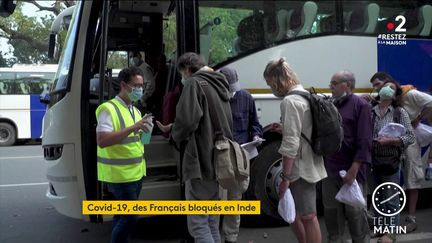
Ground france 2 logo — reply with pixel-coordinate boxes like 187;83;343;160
377;15;407;46
386;15;406;33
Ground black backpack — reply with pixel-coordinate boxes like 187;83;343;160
288;88;343;156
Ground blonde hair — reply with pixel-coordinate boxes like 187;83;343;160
263;58;299;95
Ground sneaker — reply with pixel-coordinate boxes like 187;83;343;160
405;216;417;233
378;234;396;243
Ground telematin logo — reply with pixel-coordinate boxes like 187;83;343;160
377;15;407;46
372;182;407;235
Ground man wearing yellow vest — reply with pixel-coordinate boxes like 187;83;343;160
96;66;152;243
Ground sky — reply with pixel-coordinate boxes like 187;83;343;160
1;1;57;59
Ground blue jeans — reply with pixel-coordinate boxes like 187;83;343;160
106;177;144;243
372;170;400;227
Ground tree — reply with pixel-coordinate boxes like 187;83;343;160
0;0;76;65
0;52;7;66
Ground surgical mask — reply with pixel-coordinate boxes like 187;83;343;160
130;57;140;66
333;91;347;100
127;86;143;102
181;78;188;86
378;86;395;100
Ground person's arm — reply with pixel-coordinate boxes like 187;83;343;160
345;101;373;185
376;108;415;148
408;90;432;128
248;93;263;139
171;82;203;143
97;113;152;148
279;156;294;197
278;97;305;197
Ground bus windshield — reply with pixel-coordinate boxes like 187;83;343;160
51;1;82;94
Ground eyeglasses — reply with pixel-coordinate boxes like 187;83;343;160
330;80;346;86
128;83;146;89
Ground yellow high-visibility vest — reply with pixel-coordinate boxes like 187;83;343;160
96;98;146;183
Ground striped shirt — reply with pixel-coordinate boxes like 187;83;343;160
372;105;415;157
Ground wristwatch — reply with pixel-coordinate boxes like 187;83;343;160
280;172;290;181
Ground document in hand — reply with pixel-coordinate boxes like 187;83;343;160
414;123;432;147
241;138;265;159
378;122;406;138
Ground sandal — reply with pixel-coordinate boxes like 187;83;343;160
378;234;396;243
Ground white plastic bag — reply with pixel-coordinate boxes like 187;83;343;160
378;122;406;138
335;170;366;208
414;123;432;147
278;189;296;223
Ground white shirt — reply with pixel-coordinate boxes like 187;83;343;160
278;85;327;183
96;96;134;132
138;62;155;102
402;89;432;121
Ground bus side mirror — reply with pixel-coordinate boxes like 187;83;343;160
40;93;51;105
0;0;16;17
48;33;61;60
48;34;56;59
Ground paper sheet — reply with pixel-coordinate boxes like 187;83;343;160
241;138;265;159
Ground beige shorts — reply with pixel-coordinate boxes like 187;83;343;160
290;178;317;216
403;140;425;189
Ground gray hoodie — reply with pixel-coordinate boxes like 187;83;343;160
172;70;233;181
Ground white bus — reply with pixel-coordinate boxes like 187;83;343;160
41;0;432;221
0;64;57;146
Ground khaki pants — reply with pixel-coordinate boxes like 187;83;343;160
322;177;370;243
222;178;249;242
404;139;425;189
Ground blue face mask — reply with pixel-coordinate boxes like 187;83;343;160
130;57;140;66
127;86;143;102
181;77;188;86
379;86;395;100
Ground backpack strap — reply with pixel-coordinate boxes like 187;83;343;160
286;90;313;147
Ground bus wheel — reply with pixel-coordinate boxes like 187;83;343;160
0;122;16;146
247;140;283;220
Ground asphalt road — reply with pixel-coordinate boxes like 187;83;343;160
1;145;432;243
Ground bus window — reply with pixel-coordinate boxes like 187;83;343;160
343;2;380;34
0;72;14;94
107;51;128;70
341;1;432;37
163;14;177;59
311;1;337;34
198;1;322;66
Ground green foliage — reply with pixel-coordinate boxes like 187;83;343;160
199;7;250;66
161;7;250;66
163;14;177;59
107;51;128;69
0;1;63;65
0;52;8;67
